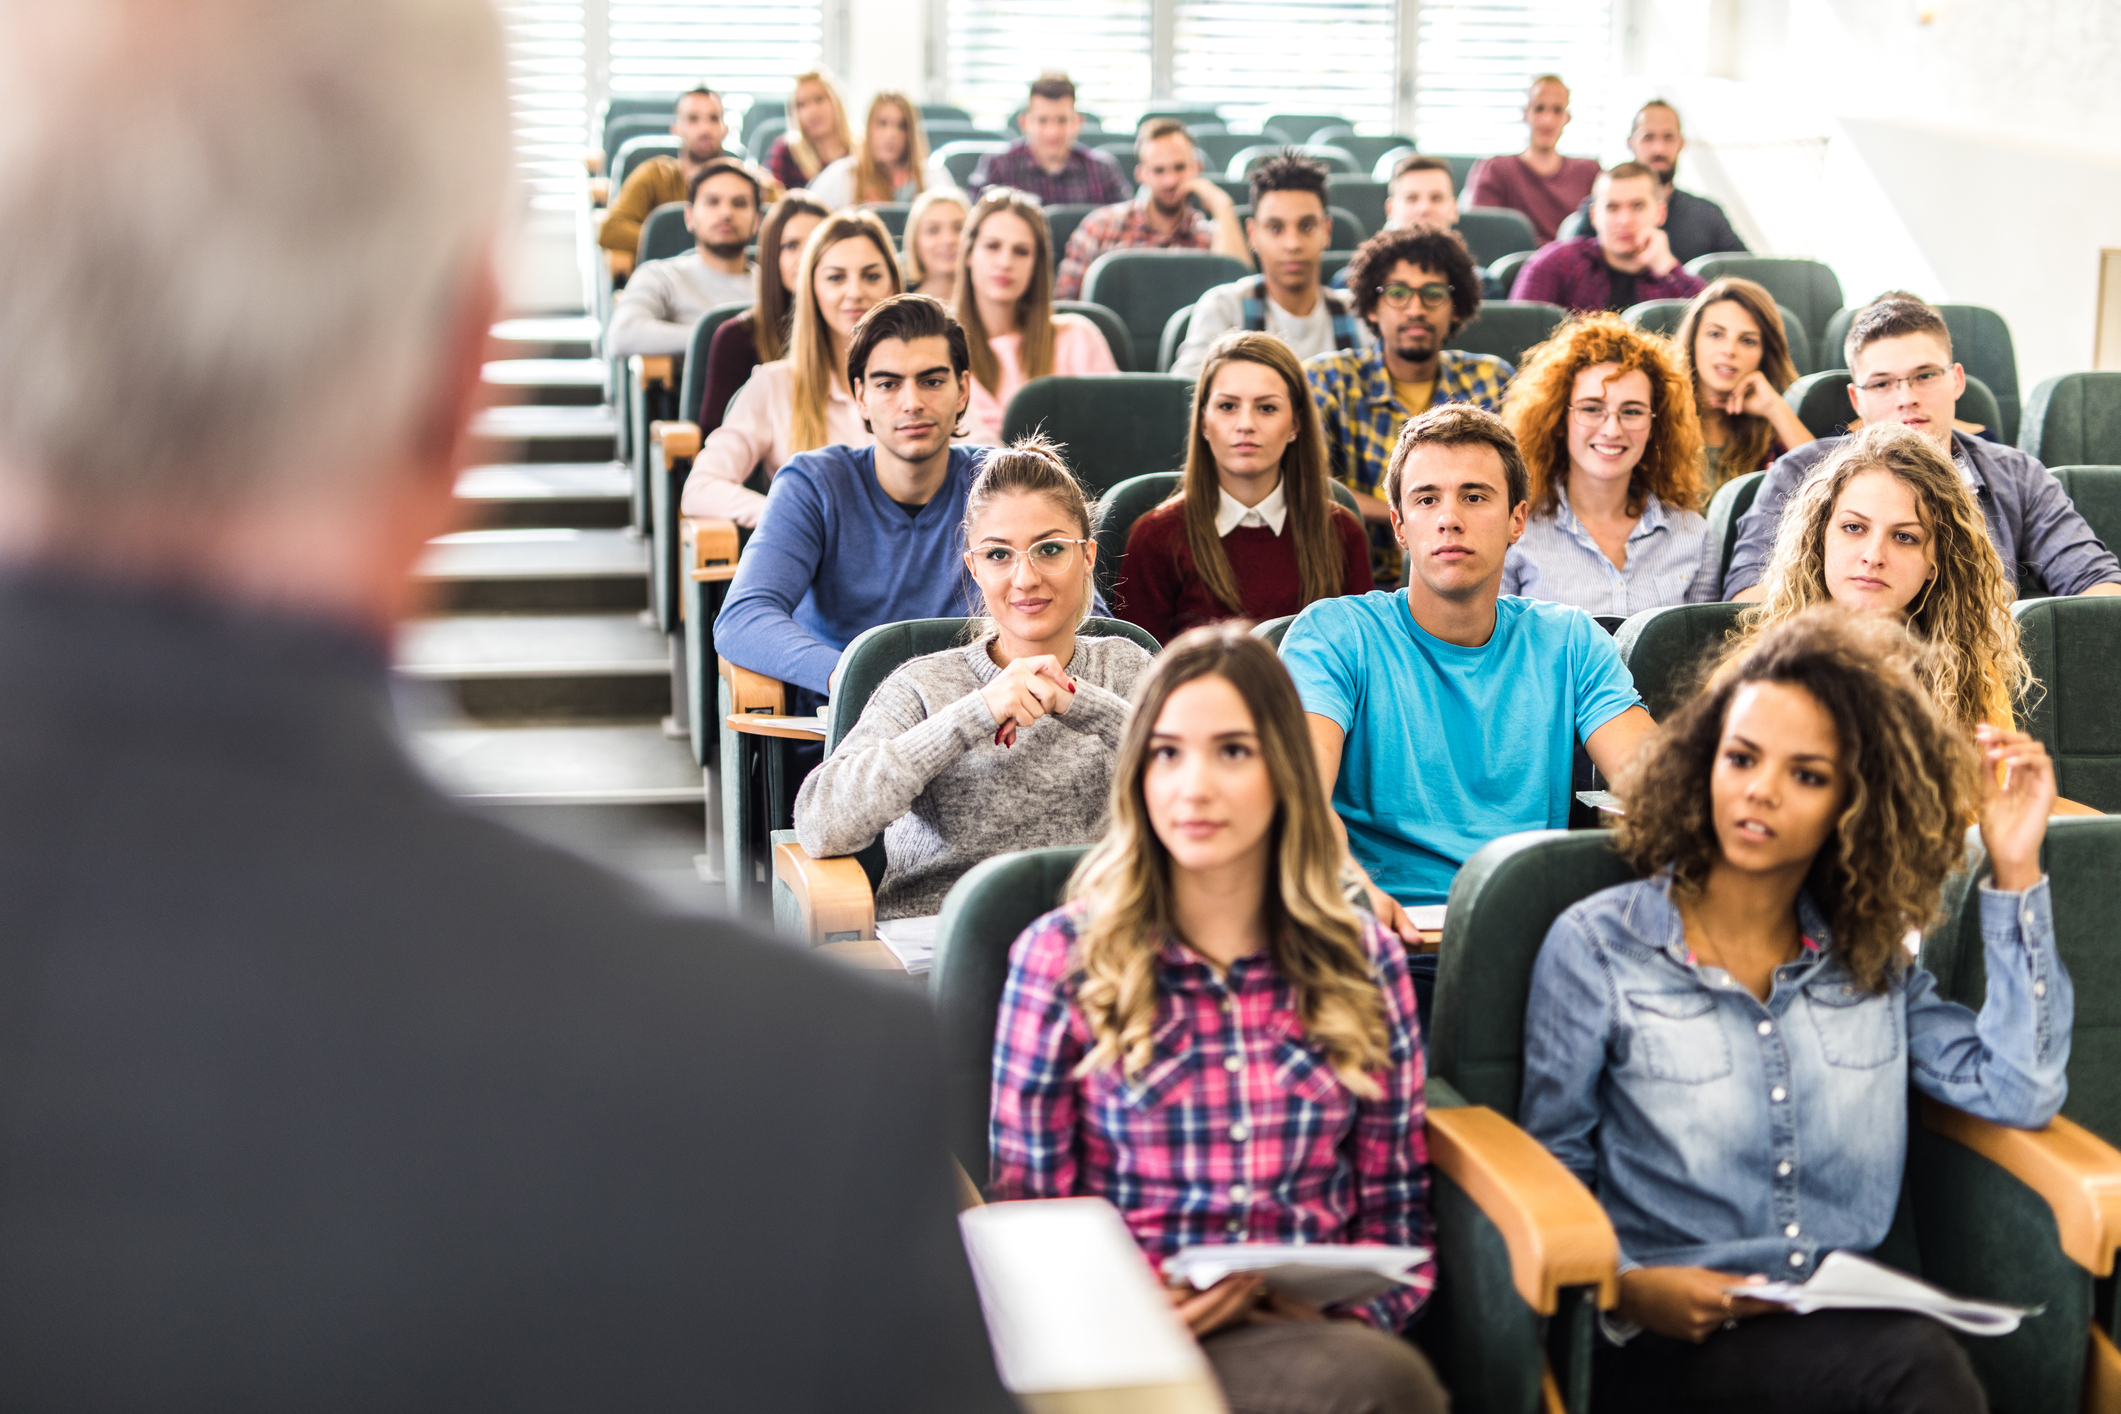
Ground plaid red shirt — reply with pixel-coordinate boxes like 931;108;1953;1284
989;902;1434;1332
967;141;1130;210
1054;195;1217;300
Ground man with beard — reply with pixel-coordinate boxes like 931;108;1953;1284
1306;226;1511;585
599;83;737;256
607;158;761;357
1053;118;1250;300
1512;161;1706;314
1559;101;1747;262
1462;74;1600;245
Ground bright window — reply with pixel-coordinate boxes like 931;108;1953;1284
1413;0;1614;157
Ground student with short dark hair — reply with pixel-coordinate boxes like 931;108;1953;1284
599;83;734;255
1117;331;1371;642
991;624;1448;1414
1559;101;1747;263
1172;152;1367;378
1523;607;2065;1413
606;157;761;357
1725;295;2121;600
695;192;828;438
1053;117;1249;300
1511;161;1706;313
793;436;1149;919
967;71;1128;206
1462;75;1600;244
1327;155;1465;292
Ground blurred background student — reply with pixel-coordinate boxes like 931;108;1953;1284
697;192;829;438
810;90;928;209
901;188;968;304
763;70;854;191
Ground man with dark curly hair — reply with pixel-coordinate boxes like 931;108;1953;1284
1306;225;1513;584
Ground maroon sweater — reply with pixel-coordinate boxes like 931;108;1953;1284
1115;500;1374;645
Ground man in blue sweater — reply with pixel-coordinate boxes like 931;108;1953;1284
715;294;987;697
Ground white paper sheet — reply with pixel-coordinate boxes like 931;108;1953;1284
1405;905;1447;932
875;915;940;975
1163;1243;1431;1308
1735;1250;2040;1336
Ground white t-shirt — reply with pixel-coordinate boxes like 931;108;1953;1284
1171;278;1369;379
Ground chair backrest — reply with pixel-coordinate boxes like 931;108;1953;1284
1785;370;2003;442
1096;472;1361;614
603;112;671;175
1822;303;2021;445
1484;249;1534;299
603;92;679;132
2048;465;2121;559
1141;105;1225;129
1262;113;1349;146
1428;830;1637;1117
1043;203;1101;260
1157;304;1193;374
679;301;755;423
934;139;1008;189
1327;135;1416;175
1054;299;1137;374
744;116;788;161
735;97;786;143
2020;372;2121;467
1445;300;1566;369
933;846;1094;1177
1325;176;1387;243
1623;298;1812;373
1192;130;1262;173
1079;250;1251;365
611;134;679;193
1703;470;1765;592
1456;207;1541;266
1368;145;1418;184
1093;137;1138;163
1613;601;1750;720
1681;255;1844;345
921;103;972;124
2010;597;2121;812
636;201;691;263
999;375;1195;497
1252;614;1297;648
1231;203;1365;251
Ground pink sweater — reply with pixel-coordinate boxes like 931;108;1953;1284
679;360;873;526
964;314;1118;446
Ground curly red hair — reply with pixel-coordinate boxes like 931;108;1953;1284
1502;311;1705;517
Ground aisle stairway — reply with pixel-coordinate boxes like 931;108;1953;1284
396;314;719;911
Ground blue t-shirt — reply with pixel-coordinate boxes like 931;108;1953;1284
1281;590;1642;905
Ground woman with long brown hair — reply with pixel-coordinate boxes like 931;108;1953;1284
1117;330;1371;643
761;70;853;191
1522;606;2066;1412
1500;312;1712;614
952;187;1115;444
1673;277;1813;490
900;187;967;303
696;192;828;438
810;91;928;209
681;209;900;525
991;624;1446;1414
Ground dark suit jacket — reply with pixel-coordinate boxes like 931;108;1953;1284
0;573;1009;1413
1560;185;1748;265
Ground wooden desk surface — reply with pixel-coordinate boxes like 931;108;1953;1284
726;713;828;741
817;937;908;972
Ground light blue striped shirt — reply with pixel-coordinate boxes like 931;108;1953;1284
1500;489;1718;619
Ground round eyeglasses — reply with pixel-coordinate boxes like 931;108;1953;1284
1376;281;1453;311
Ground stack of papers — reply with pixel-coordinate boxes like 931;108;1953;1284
1406;905;1447;933
1737;1251;2040;1336
875;915;940;975
1164;1243;1430;1308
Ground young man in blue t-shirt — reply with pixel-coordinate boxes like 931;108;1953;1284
1282;404;1654;943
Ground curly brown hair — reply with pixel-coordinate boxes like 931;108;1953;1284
1613;605;1980;992
1346;225;1481;337
1501;311;1705;517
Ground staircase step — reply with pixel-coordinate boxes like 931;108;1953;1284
412;722;705;805
470;403;618;464
454;461;630;528
417;528;647;611
397;613;669;679
491;314;599;361
481;358;606;407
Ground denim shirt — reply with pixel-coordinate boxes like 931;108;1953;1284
1501;490;1719;618
1521;873;2071;1281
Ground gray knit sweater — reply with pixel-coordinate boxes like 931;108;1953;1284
793;633;1150;920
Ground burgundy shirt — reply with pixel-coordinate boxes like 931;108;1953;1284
1463;153;1601;244
1510;236;1707;314
1114;500;1373;645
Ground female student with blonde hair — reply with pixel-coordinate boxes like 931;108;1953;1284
1673;277;1813;489
991;624;1446;1414
1500;312;1712;614
696;192;828;437
809;91;928;209
953;187;1116;444
762;71;853;191
794;437;1149;920
680;209;900;525
901;187;968;303
1117;331;1371;643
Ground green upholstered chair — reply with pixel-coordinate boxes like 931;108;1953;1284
1157;304;1194;375
1623;298;1815;376
1251;614;1297;648
1142;105;1226;129
1703;470;1765;595
1369;146;1417;184
1231;204;1366;251
648;299;752;636
1681;255;1844;347
1483;250;1534;302
1822;304;2022;445
771;619;1159;945
1193;131;1263;173
999;374;1195;497
1053;299;1136;375
2010;597;2121;813
934;140;1007;190
1784;370;2004;443
2048;466;2121;557
610;133;679;194
1447;301;1566;370
1326;175;1388;238
1079;251;1251;375
1321;250;1354;287
931;841;1622;1414
743;116;787;162
635;201;692;263
1456;207;1541;267
1093;471;1363;617
920;102;973;124
601;113;671;177
735;97;786;144
1613;601;1749;719
1043;204;1100;263
1262;112;1351;144
2021;373;2121;468
860;202;910;240
1329;136;1418;176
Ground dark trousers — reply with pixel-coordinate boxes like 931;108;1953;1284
1592;1309;1986;1414
1201;1321;1448;1414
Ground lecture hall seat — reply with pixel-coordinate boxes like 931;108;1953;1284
1681;255;1845;352
2010;596;2121;813
1092;471;1363;611
1078;249;1251;373
998;374;1195;497
2020;372;2121;467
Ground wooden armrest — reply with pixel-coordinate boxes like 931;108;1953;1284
1426;1105;1619;1314
2053;796;2102;817
606;248;634;280
2087;1325;2121;1412
719;655;786;716
681;513;738;582
656;420;703;462
634;355;674;390
726;714;828;741
772;840;876;945
1921;1098;2121;1276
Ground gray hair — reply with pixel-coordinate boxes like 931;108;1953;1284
0;0;511;513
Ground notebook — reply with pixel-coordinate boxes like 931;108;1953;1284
875;915;940;975
1163;1243;1431;1308
1735;1251;2039;1336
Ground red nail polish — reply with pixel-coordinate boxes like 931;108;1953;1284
1066;680;1077;692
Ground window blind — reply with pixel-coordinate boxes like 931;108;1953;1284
500;1;590;212
945;0;1153;131
1413;0;1614;158
607;0;824;112
1172;0;1397;133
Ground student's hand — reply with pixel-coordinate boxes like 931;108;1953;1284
1719;370;1784;421
1976;723;2056;892
1634;226;1677;277
1187;175;1237;213
980;654;1075;747
1168;1274;1264;1337
1616;1267;1779;1343
1246;1288;1332;1324
1362;876;1424;947
1358;490;1396;524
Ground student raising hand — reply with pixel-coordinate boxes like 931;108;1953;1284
1975;723;2056;892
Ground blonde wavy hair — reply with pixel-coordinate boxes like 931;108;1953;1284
851;91;928;204
1067;626;1392;1095
1502;311;1705;516
900;187;968;289
1750;422;2031;730
787;209;902;453
784;70;855;181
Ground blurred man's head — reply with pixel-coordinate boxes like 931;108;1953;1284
1021;72;1082;170
686;158;761;259
0;0;510;622
673;86;728;165
1628;101;1683;186
1383;154;1458;232
1522;75;1571;154
1134;119;1201;217
1589;162;1666;268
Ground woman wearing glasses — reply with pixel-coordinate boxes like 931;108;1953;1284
1499;313;1713;614
792;437;1150;922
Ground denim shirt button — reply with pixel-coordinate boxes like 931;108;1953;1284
2034;980;2047;998
1756;1020;1774;1036
1777;1160;1792;1176
1784;1222;1800;1237
1788;1252;1805;1267
1230;1122;1249;1142
1770;1086;1787;1102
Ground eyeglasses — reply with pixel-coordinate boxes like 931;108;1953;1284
1856;367;1950;396
968;538;1088;576
1568;400;1652;428
1377;281;1453;311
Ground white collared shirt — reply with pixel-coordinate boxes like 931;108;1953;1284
1213;479;1288;538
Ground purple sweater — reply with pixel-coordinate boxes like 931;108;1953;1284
1509;236;1706;314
